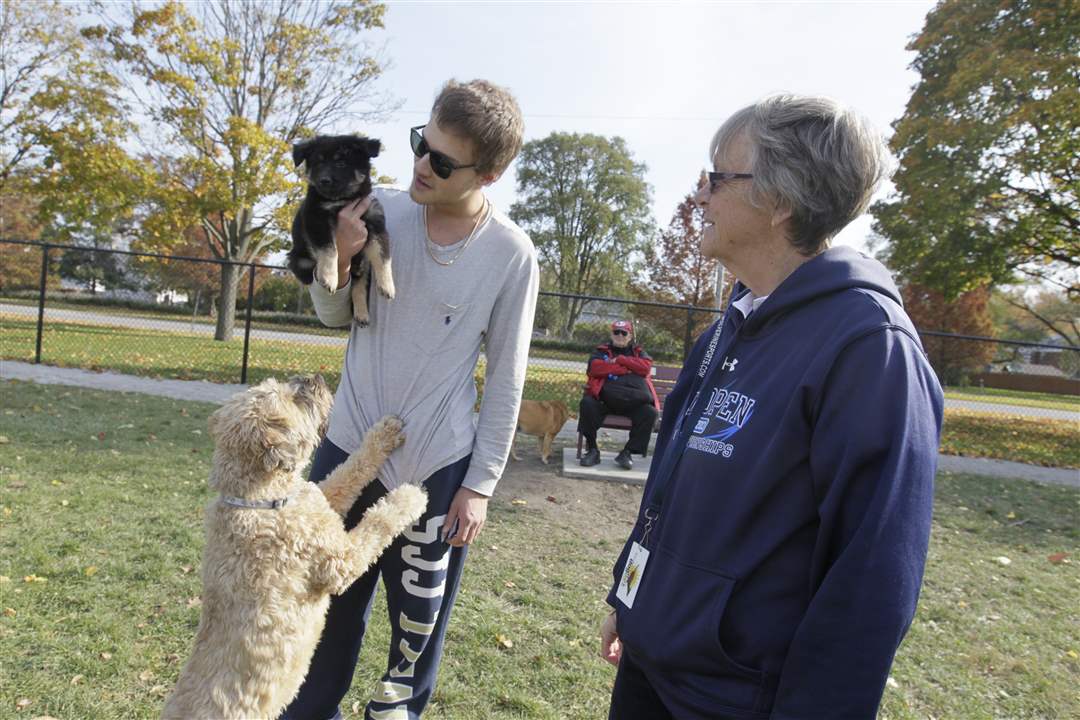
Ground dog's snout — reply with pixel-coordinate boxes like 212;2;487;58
316;176;334;189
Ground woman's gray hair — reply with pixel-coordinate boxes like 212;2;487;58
710;94;893;255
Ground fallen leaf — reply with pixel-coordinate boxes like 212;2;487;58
60;500;69;507
100;651;113;660
0;436;8;444
504;581;516;588
23;575;47;584
70;674;85;685
179;407;189;416
495;633;514;649
15;699;31;710
886;676;900;689
186;596;202;608
180;565;193;574
993;556;1011;566
0;576;9;583
1048;553;1068;564
511;499;527;506
84;566;98;577
3;608;15;617
138;669;155;682
352;700;361;715
546;495;557;503
1006;511;1016;519
1067;650;1078;660
97;431;106;441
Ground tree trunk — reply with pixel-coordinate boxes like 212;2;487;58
214;261;242;341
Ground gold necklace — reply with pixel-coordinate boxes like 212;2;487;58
424;198;489;267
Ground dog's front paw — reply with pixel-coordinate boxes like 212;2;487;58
386;484;428;522
377;276;396;300
366;415;405;455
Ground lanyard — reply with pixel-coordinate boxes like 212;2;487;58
643;305;745;512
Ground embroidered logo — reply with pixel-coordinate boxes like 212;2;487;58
721;356;738;372
687;384;756;458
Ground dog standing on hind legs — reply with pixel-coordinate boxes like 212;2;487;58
161;375;427;720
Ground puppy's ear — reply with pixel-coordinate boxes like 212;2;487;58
292;138;315;170
363;137;381;158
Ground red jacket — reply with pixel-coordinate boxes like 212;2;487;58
584;343;660;409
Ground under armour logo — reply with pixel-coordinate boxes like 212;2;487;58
721;356;739;372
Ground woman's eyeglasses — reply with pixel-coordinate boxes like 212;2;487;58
707;171;753;193
411;126;477;179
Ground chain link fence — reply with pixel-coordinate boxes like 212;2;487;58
2;240;1077;428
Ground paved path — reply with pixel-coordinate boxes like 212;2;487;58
3;360;1076;489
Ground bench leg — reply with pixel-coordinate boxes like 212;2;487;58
576;432;583;459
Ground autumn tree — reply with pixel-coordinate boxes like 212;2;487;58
85;0;395;340
636;175;730;343
1;0;146;242
0;0;82;191
991;288;1079;347
873;0;1079;306
510;132;653;338
902;282;996;384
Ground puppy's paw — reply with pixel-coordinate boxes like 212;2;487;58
377;276;396;300
385;484;428;523
315;265;339;295
366;415;406;455
352;309;370;327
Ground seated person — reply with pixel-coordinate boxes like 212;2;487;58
578;320;659;470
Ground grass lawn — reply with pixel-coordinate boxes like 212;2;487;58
2;381;1078;719
944;386;1079;412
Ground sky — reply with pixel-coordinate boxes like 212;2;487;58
333;0;938;253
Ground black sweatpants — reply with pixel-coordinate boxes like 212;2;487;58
578;395;658;455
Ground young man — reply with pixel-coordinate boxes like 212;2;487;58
282;80;538;720
578;320;659;470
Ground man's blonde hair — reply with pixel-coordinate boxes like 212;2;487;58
431;79;524;176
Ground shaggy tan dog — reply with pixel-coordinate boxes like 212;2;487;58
510;399;571;464
162;375;427;720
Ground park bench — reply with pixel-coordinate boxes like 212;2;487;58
576;364;682;459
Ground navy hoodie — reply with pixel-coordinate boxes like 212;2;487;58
607;247;943;719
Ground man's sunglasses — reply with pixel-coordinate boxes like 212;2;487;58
707;171;753;193
612;329;630;336
410;125;477;179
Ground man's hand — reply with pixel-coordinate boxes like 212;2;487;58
599;610;622;666
442;486;488;547
334;195;373;289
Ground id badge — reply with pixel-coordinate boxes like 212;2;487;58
615;542;650;609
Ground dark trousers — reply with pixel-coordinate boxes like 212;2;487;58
280;440;471;720
578;395;658;455
608;650;675;720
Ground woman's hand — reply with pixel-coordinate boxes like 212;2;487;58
600;610;622;666
335;195;373;289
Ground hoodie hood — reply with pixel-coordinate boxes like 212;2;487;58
738;246;902;334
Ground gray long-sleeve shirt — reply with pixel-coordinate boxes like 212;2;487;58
309;187;539;496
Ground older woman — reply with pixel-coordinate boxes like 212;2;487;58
599;95;943;719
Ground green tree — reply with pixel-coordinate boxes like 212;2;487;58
85;0;394;340
872;0;1079;299
510;132;653;338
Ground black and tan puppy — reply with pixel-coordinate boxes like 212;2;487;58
288;135;394;327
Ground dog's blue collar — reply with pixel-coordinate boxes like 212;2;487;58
219;493;296;510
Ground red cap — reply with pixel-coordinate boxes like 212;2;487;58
611;320;633;333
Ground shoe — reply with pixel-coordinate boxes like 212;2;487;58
614;449;633;470
580;447;601;467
